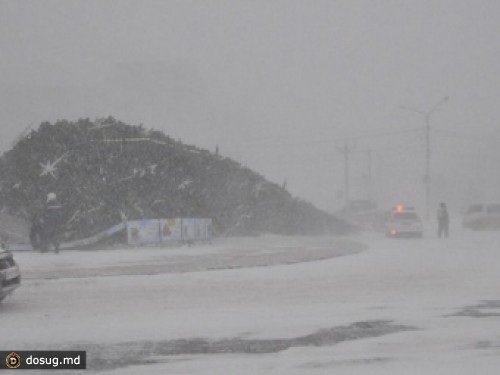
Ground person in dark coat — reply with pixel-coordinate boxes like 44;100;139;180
29;212;44;252
437;202;449;238
40;192;64;253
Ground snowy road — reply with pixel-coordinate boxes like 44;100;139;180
2;230;500;374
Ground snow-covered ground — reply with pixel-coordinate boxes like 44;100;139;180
2;228;500;374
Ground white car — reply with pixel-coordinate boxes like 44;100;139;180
385;206;423;238
0;249;21;302
462;203;500;230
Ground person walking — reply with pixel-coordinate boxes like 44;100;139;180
40;192;64;253
437;202;449;238
29;212;44;252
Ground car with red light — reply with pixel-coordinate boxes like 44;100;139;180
385;205;423;238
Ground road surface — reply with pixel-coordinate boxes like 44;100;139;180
2;230;500;374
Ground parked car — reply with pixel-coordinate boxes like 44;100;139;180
0;247;21;302
385;205;423;238
462;203;500;230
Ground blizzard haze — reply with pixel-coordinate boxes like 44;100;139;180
2;0;500;213
4;231;500;374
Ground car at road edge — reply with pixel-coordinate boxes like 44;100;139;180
462;203;500;230
0;247;21;302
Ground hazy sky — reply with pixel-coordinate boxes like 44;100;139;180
2;0;500;213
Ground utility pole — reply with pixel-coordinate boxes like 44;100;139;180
336;140;356;205
425;117;430;219
400;96;449;220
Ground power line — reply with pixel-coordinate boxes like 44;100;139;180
433;129;500;142
231;127;422;149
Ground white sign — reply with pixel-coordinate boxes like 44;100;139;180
180;218;212;241
125;218;212;245
160;218;182;242
127;220;160;245
181;218;195;241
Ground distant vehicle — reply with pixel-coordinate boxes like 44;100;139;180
385;205;423;238
462;203;500;230
0;247;21;302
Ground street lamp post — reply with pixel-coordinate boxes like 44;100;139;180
400;96;449;220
